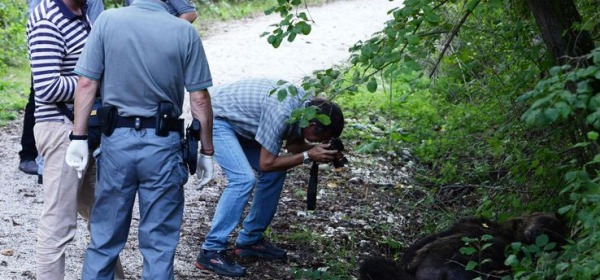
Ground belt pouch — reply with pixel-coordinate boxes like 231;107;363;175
97;105;118;136
156;102;174;137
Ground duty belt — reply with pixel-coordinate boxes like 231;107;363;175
115;116;182;132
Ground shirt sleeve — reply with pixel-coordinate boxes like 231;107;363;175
74;15;105;80
166;0;195;16
184;28;212;92
29;20;77;103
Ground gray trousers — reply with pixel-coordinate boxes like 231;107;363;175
82;128;188;280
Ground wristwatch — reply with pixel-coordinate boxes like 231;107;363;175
69;132;88;141
302;151;311;164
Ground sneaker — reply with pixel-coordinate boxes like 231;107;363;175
194;249;245;277
18;160;38;175
235;239;287;260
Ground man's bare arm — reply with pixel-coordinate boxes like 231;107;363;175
190;89;214;155
179;11;197;23
72;76;99;136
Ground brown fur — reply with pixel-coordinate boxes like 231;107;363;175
359;213;567;280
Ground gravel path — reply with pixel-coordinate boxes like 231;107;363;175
0;1;398;279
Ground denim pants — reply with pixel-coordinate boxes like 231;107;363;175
202;119;287;251
82;128;188;280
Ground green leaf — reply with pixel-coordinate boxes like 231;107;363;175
277;89;288;101
555;101;571;118
543;108;559;122
288;85;298;96
504;254;518;266
406;34;419;45
367;78;378;92
423;10;441;24
287;31;297;42
301;23;311;35
298;12;308;21
264;7;276;15
465;260;477;271
558;205;574;214
315;114;331;126
460;247;476;255
535;234;549;247
588;131;599;141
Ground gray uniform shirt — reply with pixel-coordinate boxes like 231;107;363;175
211;79;310;155
74;0;211;117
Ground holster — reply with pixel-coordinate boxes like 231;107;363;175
97;105;118;136
156;102;175;137
183;119;201;175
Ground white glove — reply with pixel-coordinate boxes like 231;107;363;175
65;139;89;179
196;154;214;186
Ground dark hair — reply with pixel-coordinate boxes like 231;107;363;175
307;98;344;138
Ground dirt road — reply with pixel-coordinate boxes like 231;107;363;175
0;1;400;279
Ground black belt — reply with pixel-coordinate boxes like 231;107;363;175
115;116;183;132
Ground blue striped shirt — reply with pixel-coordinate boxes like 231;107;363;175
27;0;90;123
211;79;311;155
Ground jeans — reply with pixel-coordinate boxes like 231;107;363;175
202;119;287;251
82;128;188;280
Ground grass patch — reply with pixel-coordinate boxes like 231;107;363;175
0;64;30;125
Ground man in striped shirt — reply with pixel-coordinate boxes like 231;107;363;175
27;0;103;279
18;0;103;178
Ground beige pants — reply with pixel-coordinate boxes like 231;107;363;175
34;120;124;280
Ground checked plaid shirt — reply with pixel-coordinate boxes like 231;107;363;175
211;78;311;155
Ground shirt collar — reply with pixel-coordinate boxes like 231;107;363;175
53;0;87;20
131;0;169;12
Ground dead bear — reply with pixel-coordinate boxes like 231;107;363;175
359;212;567;280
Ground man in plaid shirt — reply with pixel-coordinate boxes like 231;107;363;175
194;78;345;277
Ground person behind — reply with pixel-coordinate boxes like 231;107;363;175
64;0;214;278
194;78;345;277
18;0;104;176
125;0;197;23
26;0;115;278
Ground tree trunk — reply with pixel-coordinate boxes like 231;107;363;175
526;0;595;65
526;0;599;161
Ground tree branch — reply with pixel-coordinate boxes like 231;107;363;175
429;0;481;78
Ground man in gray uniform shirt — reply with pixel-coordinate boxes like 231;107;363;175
64;0;214;278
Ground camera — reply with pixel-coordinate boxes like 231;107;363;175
326;138;348;168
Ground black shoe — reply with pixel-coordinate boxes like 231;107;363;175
195;249;246;277
235;238;287;260
18;160;38;175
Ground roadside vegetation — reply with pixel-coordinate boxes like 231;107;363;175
267;0;600;278
2;0;600;278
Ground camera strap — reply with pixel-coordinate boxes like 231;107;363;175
307;161;319;210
